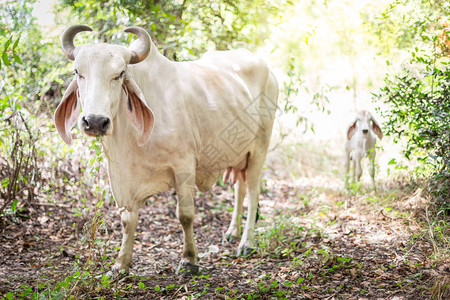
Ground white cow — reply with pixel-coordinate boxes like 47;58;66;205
345;110;383;190
54;25;278;275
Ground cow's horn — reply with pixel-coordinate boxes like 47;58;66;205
61;25;92;60
124;26;151;64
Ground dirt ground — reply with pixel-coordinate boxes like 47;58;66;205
1;169;448;299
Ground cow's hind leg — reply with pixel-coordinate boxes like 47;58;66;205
224;175;246;244
236;150;266;257
114;209;139;273
174;172;199;276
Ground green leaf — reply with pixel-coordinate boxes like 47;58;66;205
13;53;22;64
13;35;21;49
11;199;18;213
388;158;397;165
5;292;14;300
3;36;12;51
2;52;9;66
296;277;305;284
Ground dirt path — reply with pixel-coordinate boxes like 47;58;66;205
0;173;446;299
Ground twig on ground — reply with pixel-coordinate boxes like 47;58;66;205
380;209;392;220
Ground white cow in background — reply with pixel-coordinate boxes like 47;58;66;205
345;110;383;190
54;25;278;275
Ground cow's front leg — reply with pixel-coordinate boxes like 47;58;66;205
350;158;356;183
344;152;351;189
114;209;139;273
368;151;376;191
174;174;199;275
355;156;363;182
224;177;246;244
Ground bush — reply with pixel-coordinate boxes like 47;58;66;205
375;32;450;207
0;0;82;215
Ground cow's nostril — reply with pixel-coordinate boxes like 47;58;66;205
102;118;110;131
81;116;90;129
362;129;369;134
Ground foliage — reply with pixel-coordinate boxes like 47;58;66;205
58;0;284;59
1;0;37;214
374;15;450;207
362;0;449;55
0;0;93;215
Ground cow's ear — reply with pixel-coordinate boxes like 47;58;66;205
371;116;383;140
346;120;357;140
123;77;155;146
54;79;80;145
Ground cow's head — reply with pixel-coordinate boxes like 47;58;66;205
347;110;383;140
54;25;155;146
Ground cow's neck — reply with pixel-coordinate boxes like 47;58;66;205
102;97;139;158
101;46;179;199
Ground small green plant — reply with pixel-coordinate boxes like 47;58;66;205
345;181;363;195
1;35;22;69
257;213;308;258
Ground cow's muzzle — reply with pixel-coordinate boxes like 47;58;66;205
81;115;111;136
362;129;369;134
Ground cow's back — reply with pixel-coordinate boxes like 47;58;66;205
199;49;272;100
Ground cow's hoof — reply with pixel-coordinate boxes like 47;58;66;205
176;261;200;276
222;233;239;244
237;246;256;258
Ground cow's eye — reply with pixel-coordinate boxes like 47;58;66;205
114;70;125;80
74;69;84;79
